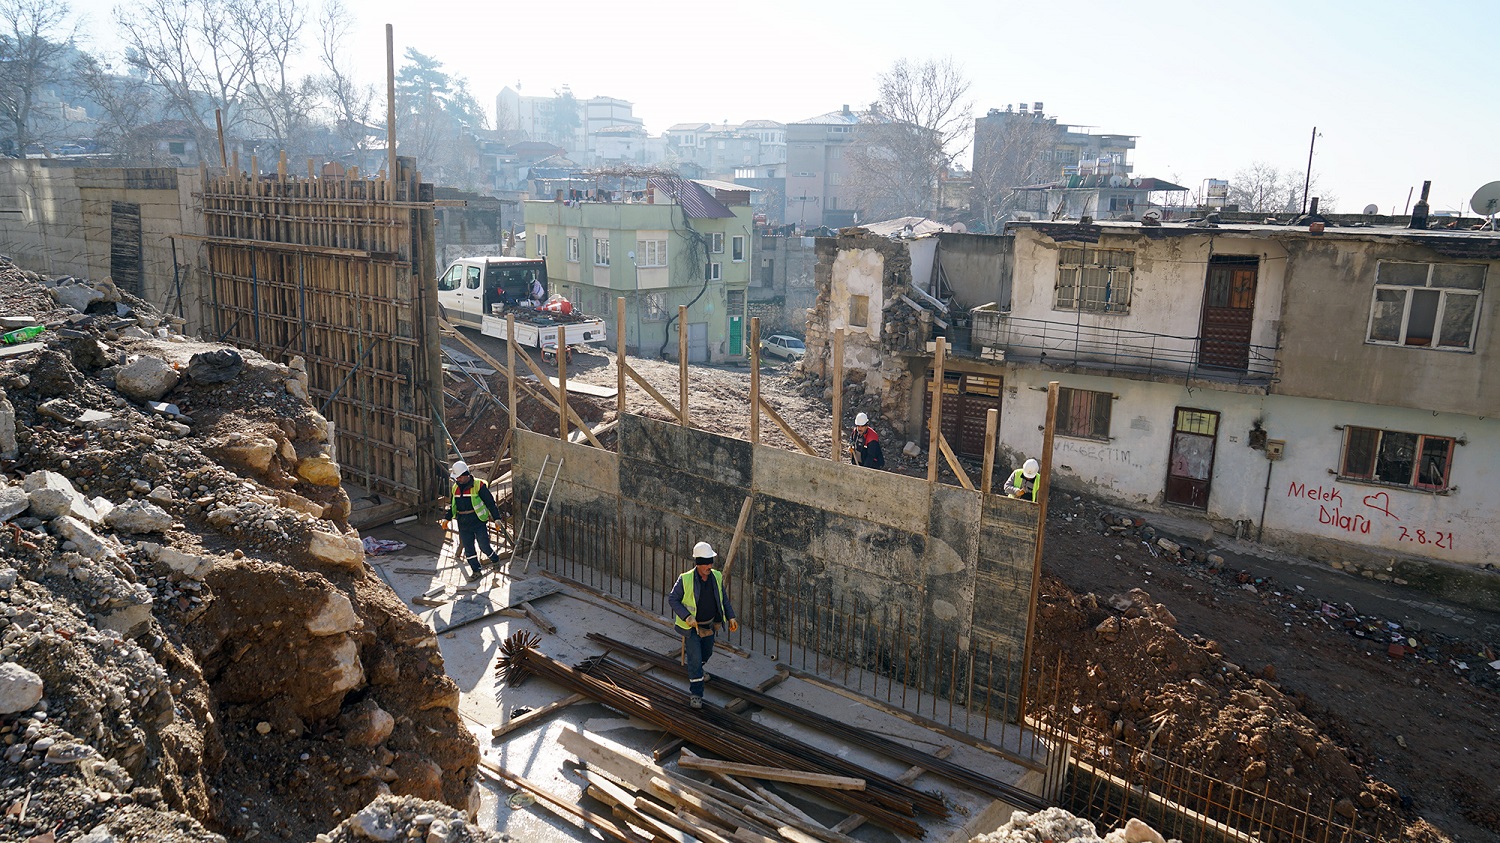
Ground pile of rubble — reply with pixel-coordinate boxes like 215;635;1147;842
971;808;1174;843
0;258;486;842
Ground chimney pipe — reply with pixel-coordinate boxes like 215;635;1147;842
1308;197;1318;215
1409;180;1431;229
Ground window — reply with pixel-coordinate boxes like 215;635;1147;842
705;262;722;281
829;173;843;186
1367;261;1484;351
1056;247;1135;313
711;232;724;253
536;234;547;257
466;265;482;289
1339;426;1455;491
594;237;610;266
168;141;186;155
636;239;667;267
731;236;745;262
438;264;463;291
1057;387;1112;440
642;292;668;322
849;294;869;327
567;237;579;262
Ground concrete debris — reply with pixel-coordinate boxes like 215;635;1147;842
0;484;28;520
115;355;179;403
50;280;106;312
970;808;1176;843
104;500;174;534
0;662;44;714
24;469;99;522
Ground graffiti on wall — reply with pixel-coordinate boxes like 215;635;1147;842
1286;481;1455;550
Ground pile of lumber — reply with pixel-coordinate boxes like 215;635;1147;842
495;632;942;837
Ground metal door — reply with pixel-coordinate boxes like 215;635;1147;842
109;202;143;297
688;322;709;362
1199;256;1258;370
1165;408;1219;509
729;316;743;356
461;264;484;325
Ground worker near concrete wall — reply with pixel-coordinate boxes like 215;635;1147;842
669;541;739;709
848;412;885;469
447;460;504;580
1004;458;1041;502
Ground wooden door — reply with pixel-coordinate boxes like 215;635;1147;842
923;372;1002;458
1165;408;1219;509
1199;256;1258;370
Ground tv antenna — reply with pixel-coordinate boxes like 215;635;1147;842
1470;181;1500;230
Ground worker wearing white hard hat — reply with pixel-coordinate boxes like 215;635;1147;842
446;460;504;580
848;411;885;469
668;540;738;708
1004;458;1042;502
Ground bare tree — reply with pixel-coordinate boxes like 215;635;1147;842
0;0;77;154
316;0;374;163
72;53;161;162
847;57;972;221
1227;162;1336;214
971;111;1055;231
235;0;316;154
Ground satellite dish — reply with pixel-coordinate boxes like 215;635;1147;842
1470;181;1500;216
1108;175;1124;187
1362;203;1379;215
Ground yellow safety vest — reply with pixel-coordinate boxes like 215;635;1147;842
675;569;727;630
450;478;492;521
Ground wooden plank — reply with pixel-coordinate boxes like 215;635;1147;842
491;692;586;738
677;758;865;791
749;783;824;828
519;600;557;633
624;362;681;421
420;577;563;633
478;759;650;843
635;799;732;843
927;337;945;483
721;496;753;583
981;407;998;495
938;433;975;491
830;327;843;460
670;808;739;843
548;376;619;399
758;397;815;455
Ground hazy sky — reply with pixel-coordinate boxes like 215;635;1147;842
66;0;1500;215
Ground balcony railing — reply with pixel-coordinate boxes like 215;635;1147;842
968;309;1279;386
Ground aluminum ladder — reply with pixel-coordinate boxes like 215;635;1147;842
517;454;563;575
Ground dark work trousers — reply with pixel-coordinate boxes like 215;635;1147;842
680;626;716;700
456;518;496;577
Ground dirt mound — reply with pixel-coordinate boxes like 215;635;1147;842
0;259;478;842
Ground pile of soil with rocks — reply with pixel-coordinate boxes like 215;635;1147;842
0;258;487;842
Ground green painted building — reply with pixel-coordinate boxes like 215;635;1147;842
524;177;754;362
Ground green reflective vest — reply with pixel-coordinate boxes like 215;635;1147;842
1008;469;1038;501
450;478;492;521
675;569;727;630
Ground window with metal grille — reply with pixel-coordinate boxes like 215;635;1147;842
1367;261;1484;351
1057;387;1112;440
1340;426;1454;491
1055;247;1134;314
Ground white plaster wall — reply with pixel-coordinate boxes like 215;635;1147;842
908;237;937;295
1008;228;1288;359
999;367;1500;566
829;247;883;342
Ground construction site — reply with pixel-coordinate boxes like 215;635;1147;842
0;155;1497;843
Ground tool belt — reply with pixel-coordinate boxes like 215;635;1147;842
694;622;718;638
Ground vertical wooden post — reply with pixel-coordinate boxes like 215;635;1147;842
981;408;999;495
557;325;568;442
677;305;689;427
749;317;760;445
616;297;626;416
507;314;517;436
214;109;227;168
926;337;946;484
385;24;398;196
830;328;844;461
1018;381;1060;722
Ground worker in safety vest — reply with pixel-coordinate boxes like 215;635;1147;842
1004;458;1041;502
447;460;503;580
668;541;739;709
848;412;884;469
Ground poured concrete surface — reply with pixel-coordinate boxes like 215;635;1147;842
366;519;1053;842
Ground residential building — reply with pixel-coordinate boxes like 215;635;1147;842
1012;174;1189;221
496;89;645;164
971;103;1138;227
662;120;783;180
523;177;754;362
803;218;1500;606
734;163;786;225
747;232;818;336
786;106;869;228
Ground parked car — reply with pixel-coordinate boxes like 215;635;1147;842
761;334;805;361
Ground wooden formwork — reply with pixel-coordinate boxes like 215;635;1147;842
199;161;444;506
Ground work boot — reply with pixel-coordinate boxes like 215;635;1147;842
688;696;703;710
466;568;482;582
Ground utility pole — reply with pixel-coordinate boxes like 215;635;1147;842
1301;126;1317;216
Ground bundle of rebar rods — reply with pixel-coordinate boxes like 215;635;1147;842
586;632;1049;812
496;632;940;836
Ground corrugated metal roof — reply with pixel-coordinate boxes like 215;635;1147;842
692;179;760;193
647;176;736;219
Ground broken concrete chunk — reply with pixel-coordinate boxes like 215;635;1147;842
53;516;116;561
145;401;191;422
23;470;98;522
0;662;44;714
0;485;28;521
307;591;361;636
105;500;174;534
0;390;14;459
115;355;179;403
1157;538;1181;554
297;455;342;487
89;496;115;521
50;282;104;312
903;441;921;457
156;547;214;580
0;315;39;330
339;699;394;747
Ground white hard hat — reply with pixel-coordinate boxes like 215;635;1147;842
692;541;717;561
1022;458;1039;479
450;460;470;480
854;412;869;426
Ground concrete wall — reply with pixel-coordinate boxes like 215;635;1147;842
998;366;1500;607
0;162;209;332
1275;237;1500;416
938;232;1014;310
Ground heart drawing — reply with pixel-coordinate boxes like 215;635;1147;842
1362;491;1399;520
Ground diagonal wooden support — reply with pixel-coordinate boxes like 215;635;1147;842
758;397;816;455
623;361;684;422
938;433;975;491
